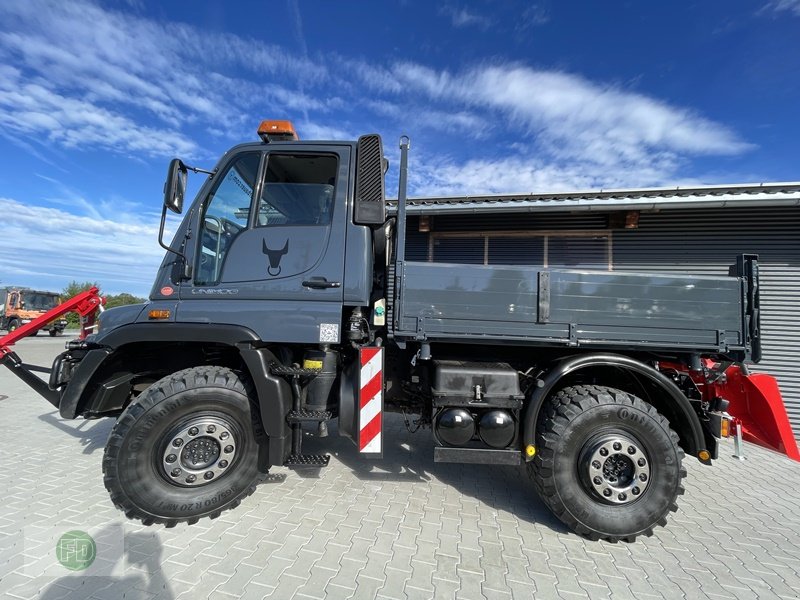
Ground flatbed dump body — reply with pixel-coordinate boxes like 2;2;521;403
394;259;752;360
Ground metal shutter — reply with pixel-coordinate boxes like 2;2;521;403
613;207;800;445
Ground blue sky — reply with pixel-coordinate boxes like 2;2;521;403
1;0;799;297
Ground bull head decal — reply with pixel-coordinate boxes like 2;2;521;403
262;238;289;276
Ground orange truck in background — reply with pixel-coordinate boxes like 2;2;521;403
0;288;68;337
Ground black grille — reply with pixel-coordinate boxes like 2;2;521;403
354;134;386;224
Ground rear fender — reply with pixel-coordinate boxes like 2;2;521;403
521;353;708;462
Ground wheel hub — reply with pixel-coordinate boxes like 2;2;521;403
162;417;236;487
181;437;221;470
583;434;650;505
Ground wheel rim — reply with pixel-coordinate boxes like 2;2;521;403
161;416;237;487
580;433;651;505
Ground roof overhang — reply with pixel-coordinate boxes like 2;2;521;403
388;182;800;215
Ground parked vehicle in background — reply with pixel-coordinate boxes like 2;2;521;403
0;288;68;337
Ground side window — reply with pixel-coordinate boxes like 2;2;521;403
256;154;337;227
195;152;261;285
9;293;18;308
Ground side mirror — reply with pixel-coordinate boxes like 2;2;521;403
354;134;386;225
163;158;188;214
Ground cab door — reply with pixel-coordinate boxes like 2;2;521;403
178;145;350;344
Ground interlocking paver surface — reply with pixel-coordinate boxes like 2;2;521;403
2;335;800;599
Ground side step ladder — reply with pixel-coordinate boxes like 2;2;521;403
269;363;332;469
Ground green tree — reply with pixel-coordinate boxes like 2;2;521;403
105;292;146;309
61;282;145;328
62;281;101;327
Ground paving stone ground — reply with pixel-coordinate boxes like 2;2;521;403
2;335;800;599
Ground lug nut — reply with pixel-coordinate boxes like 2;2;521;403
627;446;636;454
172;438;183;447
171;468;182;477
639;473;648;482
603;489;612;497
591;460;601;469
593;476;602;485
224;445;234;454
613;442;622;451
599;448;608;457
632;487;640;495
206;425;216;434
218;460;228;468
188;427;199;436
638;458;646;466
618;493;627;501
165;454;177;463
220;432;229;440
204;471;214;480
186;474;196;483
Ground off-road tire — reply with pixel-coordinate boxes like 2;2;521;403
103;366;262;527
49;329;59;337
7;319;19;332
529;385;685;542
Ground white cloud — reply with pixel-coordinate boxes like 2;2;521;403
0;0;760;295
518;5;550;29
0;197;172;295
354;61;753;193
406;151;698;197
0;0;328;160
0;0;752;193
765;0;800;15
440;5;494;29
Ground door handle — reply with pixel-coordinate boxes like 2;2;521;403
302;277;341;289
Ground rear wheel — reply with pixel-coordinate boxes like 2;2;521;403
49;329;59;337
529;385;685;542
102;366;262;526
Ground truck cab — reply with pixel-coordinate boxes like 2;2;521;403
1;288;68;336
145;138;373;346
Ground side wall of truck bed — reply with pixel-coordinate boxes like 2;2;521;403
394;261;746;353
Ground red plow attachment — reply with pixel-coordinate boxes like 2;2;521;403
1;287;105;406
714;365;800;462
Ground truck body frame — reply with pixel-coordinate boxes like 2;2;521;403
3;123;795;541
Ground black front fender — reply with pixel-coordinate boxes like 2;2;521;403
57;322;263;419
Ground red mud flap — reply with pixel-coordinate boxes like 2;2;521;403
358;347;384;457
721;366;800;462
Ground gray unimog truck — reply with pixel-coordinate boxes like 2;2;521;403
26;122;764;541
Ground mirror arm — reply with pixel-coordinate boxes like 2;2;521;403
186;165;215;176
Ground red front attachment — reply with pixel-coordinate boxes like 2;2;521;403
0;287;105;359
710;365;800;462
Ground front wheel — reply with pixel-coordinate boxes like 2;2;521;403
102;366;262;526
529;385;685;542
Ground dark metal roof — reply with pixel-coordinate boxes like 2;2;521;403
388;181;800;215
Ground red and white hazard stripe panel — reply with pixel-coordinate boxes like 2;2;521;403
359;347;383;455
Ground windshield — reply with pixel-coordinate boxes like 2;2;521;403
24;293;59;311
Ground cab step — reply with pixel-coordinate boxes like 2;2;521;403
287;409;332;423
283;454;330;468
269;363;321;378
